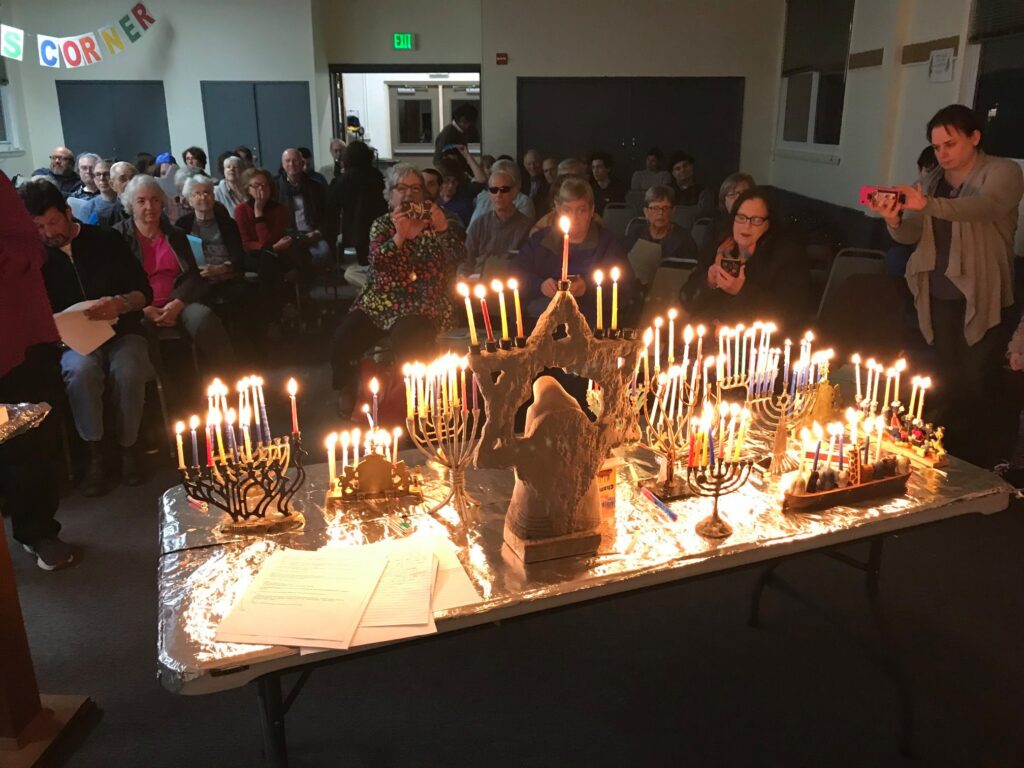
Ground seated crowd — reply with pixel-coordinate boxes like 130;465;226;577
14;135;795;493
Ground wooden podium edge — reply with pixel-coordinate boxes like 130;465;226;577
0;694;98;768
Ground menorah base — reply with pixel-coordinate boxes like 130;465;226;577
503;526;602;564
695;513;732;539
639;475;692;503
218;511;305;536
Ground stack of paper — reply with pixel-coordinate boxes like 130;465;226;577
215;534;480;651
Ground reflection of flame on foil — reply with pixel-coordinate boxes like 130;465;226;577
325;517;368;548
184;540;276;664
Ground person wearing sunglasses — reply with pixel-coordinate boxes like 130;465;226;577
460;169;532;278
680;187;808;332
469;159;535;227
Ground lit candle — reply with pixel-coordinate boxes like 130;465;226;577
392;427;402;465
734;323;745;375
382;431;392;463
883;368;894;410
908;376;920;417
460;357;468;413
894;358;906;404
825;423;840;468
212;409;227;464
369;376;379;427
507;278;524;338
747;325;757;379
872;362;883;407
474;284;495;343
239;406;253;460
403;364;414;419
784;339;792;386
642;328;652;384
682;324;693;377
237;377;249;425
732;409;749;461
653;316;663;372
255;377;271;443
490;279;510;340
559;215;571;282
594;270;604;330
175;421;186;470
703;355;713;397
362;403;374;431
340;430;350;470
352;428;361;465
916;377;930;421
326;432;337;485
457;283;479;347
610;266;620;330
851;353;862;400
695;325;705;372
225;408;238;460
667;308;677;364
204;411;214;466
287;377;299;434
846;406;859;446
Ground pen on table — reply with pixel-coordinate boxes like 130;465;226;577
640;486;677;522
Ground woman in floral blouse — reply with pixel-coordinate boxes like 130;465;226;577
330;163;465;416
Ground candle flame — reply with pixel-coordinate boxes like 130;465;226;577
369;377;379;395
654;316;663;328
812;421;823;439
643;328;653;345
460;356;468;370
697;324;706;337
325;432;337;448
804;330;814;341
457;282;469;298
175;420;185;435
851;353;861;364
506;277;518;291
683;325;694;343
473;284;487;299
593;269;603;285
361;404;370;414
558;215;571;235
287;377;298;396
189;415;200;430
845;407;859;422
210;409;222;426
226;408;236;425
402;363;411;376
610;266;620;281
340;431;350;447
490;278;504;293
667;307;678;320
393;426;403;440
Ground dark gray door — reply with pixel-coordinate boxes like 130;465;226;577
201;81;312;171
517;77;745;195
56;80;170;161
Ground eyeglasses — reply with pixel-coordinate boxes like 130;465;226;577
645;204;672;214
735;213;769;226
395;184;423;194
488;185;512;194
50;155;72;162
93;172;111;178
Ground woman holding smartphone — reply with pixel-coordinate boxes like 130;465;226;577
680;187;809;332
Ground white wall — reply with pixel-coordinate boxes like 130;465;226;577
0;0;319;178
770;0;978;208
341;71;479;160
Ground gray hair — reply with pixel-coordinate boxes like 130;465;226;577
77;152;100;169
175;165;208;193
645;184;675;206
29;174;60;189
386;162;425;194
489;159;520;187
222;155;243;171
110;161;136;179
556;158;587;178
121;174;167;213
718;172;756;211
556;176;594;206
182;174;215;199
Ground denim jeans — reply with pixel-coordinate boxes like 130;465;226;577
60;333;153;447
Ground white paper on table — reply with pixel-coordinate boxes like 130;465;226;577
215;547;388;650
53;299;115;356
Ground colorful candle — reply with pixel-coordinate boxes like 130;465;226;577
457;283;479;347
326;432;337;484
352;428;361;465
175;421;186;470
732;409;749;461
287;377;299;434
460;358;469;413
403;364;414;419
340;430;350;470
474;284;495;343
507;278;524;338
916;377;930;421
559;215;571;281
225;408;238;460
594;270;604;330
204;411;215;466
256;377;271;443
239;407;253;460
490;279;510;340
610;267;620;330
667;308;677;364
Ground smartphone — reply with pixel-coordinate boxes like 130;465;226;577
721;258;742;277
400;201;432;221
859;186;907;207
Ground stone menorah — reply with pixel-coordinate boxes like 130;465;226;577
179;434;306;534
470;287;642;563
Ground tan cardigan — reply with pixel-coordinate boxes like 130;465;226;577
890;152;1024;345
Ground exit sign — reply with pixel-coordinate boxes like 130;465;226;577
393;33;415;50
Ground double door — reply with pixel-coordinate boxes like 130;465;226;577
201;81;313;170
517;77;745;192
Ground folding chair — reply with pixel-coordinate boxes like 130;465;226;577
690;216;713;251
816;248;887;319
600;204;632;238
625;190;646;217
671;204;700;231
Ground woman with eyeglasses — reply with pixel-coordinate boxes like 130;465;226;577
624;185;698;285
234;167;294;322
330;163;466;417
680;187;809;331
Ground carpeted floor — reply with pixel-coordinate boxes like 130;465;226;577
7;335;1024;767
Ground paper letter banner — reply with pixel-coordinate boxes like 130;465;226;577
37;35;61;68
1;25;24;61
8;5;155;69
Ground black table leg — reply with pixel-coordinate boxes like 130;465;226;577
747;560;780;627
256;675;288;768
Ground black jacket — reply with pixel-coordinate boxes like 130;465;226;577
114;217;210;305
277;173;332;243
327;167;387;264
174;203;246;271
40;223;153;336
680;232;810;334
32;168;83;198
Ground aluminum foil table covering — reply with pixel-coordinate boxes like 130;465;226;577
0;402;51;445
158;449;1010;694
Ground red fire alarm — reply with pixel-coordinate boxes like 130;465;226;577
496;52;509;65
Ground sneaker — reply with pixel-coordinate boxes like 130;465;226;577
82;441;107;497
122;444;145;486
23;537;77;571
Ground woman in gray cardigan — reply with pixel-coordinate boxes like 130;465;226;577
872;104;1024;460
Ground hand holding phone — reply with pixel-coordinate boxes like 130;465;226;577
720;258;742;277
859;186;907;207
